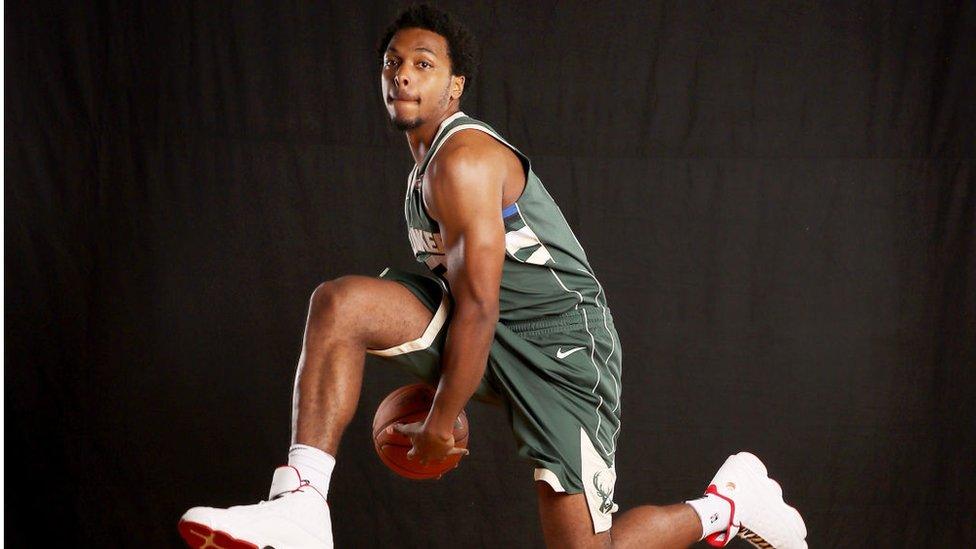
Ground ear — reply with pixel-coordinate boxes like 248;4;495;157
451;75;466;100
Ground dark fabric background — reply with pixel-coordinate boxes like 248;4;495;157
6;1;975;547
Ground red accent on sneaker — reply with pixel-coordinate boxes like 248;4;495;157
274;464;330;505
272;465;307;498
178;520;260;549
703;484;736;547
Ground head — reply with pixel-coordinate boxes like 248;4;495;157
377;4;478;131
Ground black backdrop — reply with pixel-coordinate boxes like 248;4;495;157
6;1;975;547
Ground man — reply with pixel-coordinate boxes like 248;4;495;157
179;5;808;548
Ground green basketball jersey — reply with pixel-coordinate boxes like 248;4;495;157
404;111;610;322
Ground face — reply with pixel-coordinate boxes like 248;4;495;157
381;27;464;131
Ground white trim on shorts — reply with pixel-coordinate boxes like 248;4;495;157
534;468;567;492
365;290;450;357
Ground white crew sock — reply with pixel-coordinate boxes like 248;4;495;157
686;493;733;539
287;444;336;497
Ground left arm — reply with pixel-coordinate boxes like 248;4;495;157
394;137;506;464
425;143;505;437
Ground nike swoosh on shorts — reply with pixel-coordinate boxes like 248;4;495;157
556;346;586;359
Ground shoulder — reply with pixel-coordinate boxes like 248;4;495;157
426;128;510;184
422;129;508;221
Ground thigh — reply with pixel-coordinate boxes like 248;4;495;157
362;268;503;401
536;481;611;549
313;271;435;352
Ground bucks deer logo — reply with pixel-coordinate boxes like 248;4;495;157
592;470;615;514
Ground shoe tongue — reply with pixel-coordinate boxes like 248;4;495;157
269;466;303;500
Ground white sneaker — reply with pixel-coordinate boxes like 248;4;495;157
703;452;807;549
179;466;333;549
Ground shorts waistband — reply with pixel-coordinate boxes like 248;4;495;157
502;306;613;335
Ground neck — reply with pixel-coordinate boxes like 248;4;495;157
405;109;460;164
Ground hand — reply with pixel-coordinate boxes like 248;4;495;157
391;421;469;468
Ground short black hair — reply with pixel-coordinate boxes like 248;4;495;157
377;4;478;99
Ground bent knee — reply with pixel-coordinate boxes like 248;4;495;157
309;275;371;319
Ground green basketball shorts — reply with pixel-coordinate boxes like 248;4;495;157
366;267;623;533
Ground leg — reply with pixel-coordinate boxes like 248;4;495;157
535;481;702;549
607;501;702;548
179;273;436;549
291;275;435;456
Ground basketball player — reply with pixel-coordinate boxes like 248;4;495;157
179;5;808;548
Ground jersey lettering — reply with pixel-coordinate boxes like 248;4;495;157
408;226;444;256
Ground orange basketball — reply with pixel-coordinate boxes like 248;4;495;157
372;383;469;480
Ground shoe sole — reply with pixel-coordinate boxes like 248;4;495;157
730;452;807;549
178;520;271;549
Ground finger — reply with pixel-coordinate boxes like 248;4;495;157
406;447;416;461
447;447;470;456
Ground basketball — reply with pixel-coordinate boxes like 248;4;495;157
372;383;469;480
